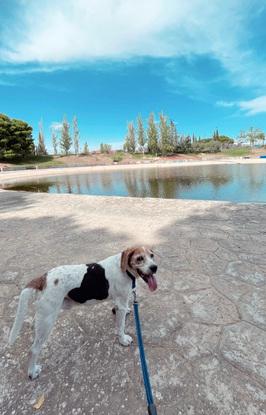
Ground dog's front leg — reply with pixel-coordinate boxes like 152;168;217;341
116;307;133;346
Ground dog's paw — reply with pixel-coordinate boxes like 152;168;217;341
119;334;133;346
28;364;42;380
112;307;131;315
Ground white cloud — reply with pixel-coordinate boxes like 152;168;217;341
216;101;236;108
239;96;266;115
216;95;266;115
0;0;265;89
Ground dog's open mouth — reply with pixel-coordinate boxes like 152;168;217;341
137;269;157;292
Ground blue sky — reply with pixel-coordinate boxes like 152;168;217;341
0;0;266;151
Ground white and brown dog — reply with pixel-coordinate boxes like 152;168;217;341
9;247;158;380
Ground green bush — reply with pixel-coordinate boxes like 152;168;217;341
112;152;123;162
0;113;34;160
191;140;222;153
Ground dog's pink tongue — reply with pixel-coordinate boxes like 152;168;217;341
148;275;157;291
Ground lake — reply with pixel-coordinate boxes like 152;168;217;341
4;163;266;203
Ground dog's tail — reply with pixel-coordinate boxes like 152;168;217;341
8;288;34;345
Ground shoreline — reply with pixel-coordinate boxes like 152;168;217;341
0;157;266;186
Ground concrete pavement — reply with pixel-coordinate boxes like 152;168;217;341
0;189;265;414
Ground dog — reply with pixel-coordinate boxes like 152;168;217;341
8;246;158;380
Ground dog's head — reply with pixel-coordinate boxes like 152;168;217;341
121;246;158;291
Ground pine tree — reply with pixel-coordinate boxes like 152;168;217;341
60;116;72;155
83;142;89;154
73;116;80;155
52;132;58;155
147;113;159;155
37;119;47;155
137;114;146;154
159;113;173;155
0;113;34;159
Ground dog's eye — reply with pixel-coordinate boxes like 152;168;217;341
137;256;144;262
150;253;154;258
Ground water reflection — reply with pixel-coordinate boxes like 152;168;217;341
123;166;232;199
5;164;266;202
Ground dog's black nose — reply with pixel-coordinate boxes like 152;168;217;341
150;265;157;273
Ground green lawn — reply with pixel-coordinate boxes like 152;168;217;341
131;153;156;159
5;155;64;168
221;147;251;157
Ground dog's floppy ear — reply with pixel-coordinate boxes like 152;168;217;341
121;247;136;272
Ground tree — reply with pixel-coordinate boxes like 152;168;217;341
247;127;256;146
60;116;72;155
0;113;34;159
123;136;130;152
244;128;266;147
124;122;136;153
83;142;89;154
36;119;47;155
159;113;173;155
100;143;112;153
216;135;234;145
52;132;58;155
73;116;80;155
213;129;220;140
169;120;179;151
137;115;146;154
147;113;159;154
258;131;265;146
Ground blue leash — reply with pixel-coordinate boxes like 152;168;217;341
131;277;158;415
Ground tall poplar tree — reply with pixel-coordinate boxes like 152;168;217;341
37;119;47;155
60;116;72;155
159;113;172;155
124;122;136;153
137;114;146;154
147;113;159;155
169;120;179;151
52;132;58;155
73;116;80;155
83;142;89;154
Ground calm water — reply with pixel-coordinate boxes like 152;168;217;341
4;164;266;202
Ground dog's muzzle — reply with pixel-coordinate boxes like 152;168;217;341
137;268;158;292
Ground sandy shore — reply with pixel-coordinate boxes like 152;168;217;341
1;157;266;186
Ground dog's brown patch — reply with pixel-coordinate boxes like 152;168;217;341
26;273;47;291
54;278;59;286
121;247;137;272
121;246;150;273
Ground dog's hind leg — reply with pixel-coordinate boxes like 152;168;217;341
28;297;63;380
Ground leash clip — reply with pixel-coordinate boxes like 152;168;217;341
132;287;138;304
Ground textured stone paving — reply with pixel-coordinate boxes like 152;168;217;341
0;189;265;415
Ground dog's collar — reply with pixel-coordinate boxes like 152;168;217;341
126;269;136;282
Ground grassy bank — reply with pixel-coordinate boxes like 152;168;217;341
221;147;251;157
1;155;64;168
1;147;264;169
